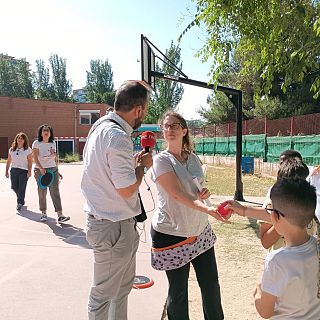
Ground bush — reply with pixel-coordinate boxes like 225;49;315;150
59;153;81;163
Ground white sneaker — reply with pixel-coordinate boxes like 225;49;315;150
40;214;48;222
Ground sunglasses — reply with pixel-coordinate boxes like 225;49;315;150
160;123;183;131
265;207;286;218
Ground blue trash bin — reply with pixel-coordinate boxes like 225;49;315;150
242;156;254;174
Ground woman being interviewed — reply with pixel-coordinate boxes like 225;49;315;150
150;111;226;320
5;132;32;211
32;124;69;223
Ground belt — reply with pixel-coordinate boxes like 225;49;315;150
88;214;137;226
88;214;106;221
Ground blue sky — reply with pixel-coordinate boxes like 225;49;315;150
0;0;214;119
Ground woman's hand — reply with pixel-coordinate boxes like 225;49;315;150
40;168;46;175
198;188;210;200
59;173;63;180
27;171;31;179
225;200;246;217
207;207;231;223
5;171;9;178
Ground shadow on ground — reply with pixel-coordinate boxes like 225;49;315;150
18;207;90;249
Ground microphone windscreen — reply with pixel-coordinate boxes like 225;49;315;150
140;131;156;150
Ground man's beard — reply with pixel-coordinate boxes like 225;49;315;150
133;115;143;130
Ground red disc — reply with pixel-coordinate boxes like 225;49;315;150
133;275;154;289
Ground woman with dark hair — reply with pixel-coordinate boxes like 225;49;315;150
5;132;32;211
150;111;226;320
32;124;69;223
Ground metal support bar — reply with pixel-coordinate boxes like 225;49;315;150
150;67;244;201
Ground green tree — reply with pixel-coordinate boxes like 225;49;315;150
49;54;72;101
0;54;15;96
86;59;114;103
34;59;54;100
198;91;235;124
182;0;320;97
144;41;184;123
0;54;33;98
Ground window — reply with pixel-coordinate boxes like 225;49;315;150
79;110;100;125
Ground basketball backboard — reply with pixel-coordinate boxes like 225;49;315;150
141;34;155;89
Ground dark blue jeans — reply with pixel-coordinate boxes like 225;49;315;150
10;167;28;205
165;246;224;320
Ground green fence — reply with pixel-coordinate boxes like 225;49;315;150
193;134;320;165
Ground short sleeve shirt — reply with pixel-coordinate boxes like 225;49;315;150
9;147;32;170
81;113;140;221
151;151;208;237
261;236;320;319
32;140;57;168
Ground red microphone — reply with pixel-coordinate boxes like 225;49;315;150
140;131;156;152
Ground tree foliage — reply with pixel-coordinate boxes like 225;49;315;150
0;54;33;98
86;59;114;103
182;0;320;97
49;54;72;101
34;59;54;100
145;41;184;123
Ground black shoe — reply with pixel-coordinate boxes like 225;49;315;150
16;204;23;211
58;216;70;223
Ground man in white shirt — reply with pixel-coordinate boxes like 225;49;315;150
81;80;153;320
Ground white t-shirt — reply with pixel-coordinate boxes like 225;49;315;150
81;113;140;222
32;140;57;168
151;151;208;237
9;147;32;170
261;236;320;319
307;170;320;221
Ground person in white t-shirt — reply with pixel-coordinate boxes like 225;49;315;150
254;178;320;319
5;132;32;211
150;112;227;320
32;124;69;223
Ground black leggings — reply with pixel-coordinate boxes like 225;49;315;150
165;246;224;320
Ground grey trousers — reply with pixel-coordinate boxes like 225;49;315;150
86;215;140;320
34;167;62;212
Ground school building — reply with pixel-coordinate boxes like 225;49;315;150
0;96;112;158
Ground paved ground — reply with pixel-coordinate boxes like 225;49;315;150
0;163;167;320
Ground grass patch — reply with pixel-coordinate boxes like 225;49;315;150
205;165;275;197
210;215;262;262
59;153;81;163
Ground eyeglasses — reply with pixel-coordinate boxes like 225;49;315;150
160;123;183;131
265;207;286;218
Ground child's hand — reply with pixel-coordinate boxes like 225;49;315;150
207;207;231;223
225;200;246;217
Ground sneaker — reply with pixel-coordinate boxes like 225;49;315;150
58;216;70;223
40;214;48;222
16;204;23;211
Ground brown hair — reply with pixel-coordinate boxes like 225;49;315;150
277;158;309;180
11;132;29;151
160;111;193;153
114;80;151;112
